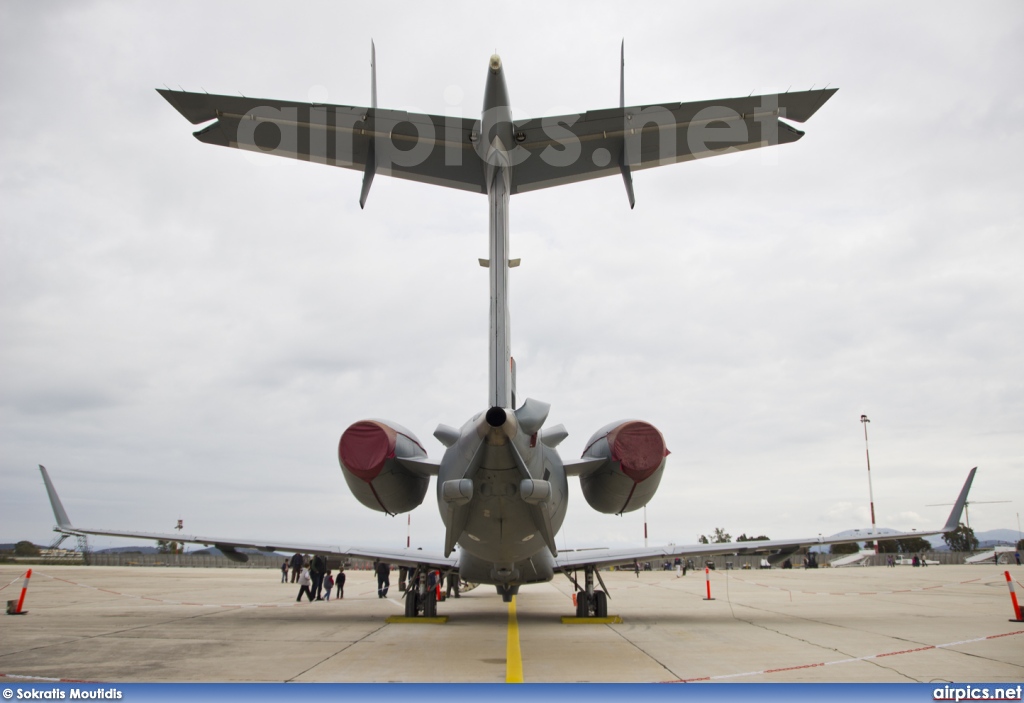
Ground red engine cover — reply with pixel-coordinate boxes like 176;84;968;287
607;421;669;483
339;421;396;482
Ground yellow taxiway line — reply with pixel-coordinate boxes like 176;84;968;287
506;596;524;683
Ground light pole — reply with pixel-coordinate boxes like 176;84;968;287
861;414;878;553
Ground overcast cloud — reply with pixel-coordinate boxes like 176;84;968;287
2;1;1021;552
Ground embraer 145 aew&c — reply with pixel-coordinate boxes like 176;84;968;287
40;45;976;619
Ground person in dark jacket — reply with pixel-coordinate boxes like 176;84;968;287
336;567;346;599
289;552;304;583
376;561;391;598
310;554;327;600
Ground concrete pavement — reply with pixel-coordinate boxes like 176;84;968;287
1;564;1021;683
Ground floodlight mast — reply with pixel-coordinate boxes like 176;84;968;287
861;414;878;553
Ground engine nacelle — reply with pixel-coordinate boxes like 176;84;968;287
579;420;669;514
338;419;429;514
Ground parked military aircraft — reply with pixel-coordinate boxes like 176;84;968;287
39;46;976;618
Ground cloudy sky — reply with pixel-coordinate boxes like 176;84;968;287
2;1;1021;553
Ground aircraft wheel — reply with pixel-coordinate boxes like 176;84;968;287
593;590;608;618
404;591;417;618
575;591;589;618
425;589;437;617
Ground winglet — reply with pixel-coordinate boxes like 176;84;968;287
38;465;74;530
940;467;977;533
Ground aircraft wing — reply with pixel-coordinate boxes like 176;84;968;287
510;89;837;195
157;90;486;195
38;465;456;571
555;467;975;571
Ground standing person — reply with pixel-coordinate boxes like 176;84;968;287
289;552;303;583
324;570;334;602
311;554;327;600
446;571;460;599
376;561;391;598
296;565;314;602
1015;551;1021;566
280;560;288;583
336;567;346;599
633;560;640;578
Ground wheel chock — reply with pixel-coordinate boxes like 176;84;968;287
385;615;449;624
560;615;623;624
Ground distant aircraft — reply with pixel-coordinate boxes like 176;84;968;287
40;45;976;618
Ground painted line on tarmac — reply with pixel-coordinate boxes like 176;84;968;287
664;629;1024;682
721;572;981;596
506;596;524;683
8;630;1020;686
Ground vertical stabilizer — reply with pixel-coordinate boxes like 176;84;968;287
619;39;625;109
370;39;377;108
360;40;378;209
618;40;635;209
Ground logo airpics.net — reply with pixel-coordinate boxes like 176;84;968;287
934;686;1023;701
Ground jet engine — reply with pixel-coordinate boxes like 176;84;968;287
338;420;430;514
578;420;670;514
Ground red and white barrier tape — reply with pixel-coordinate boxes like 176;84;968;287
666;629;1024;682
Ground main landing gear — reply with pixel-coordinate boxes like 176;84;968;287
566;564;610;619
401;565;440;618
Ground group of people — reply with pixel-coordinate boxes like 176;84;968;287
282;554;346;602
885;554;928;567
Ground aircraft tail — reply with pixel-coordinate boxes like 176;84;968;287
618;40;635;209
359;40;378;209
